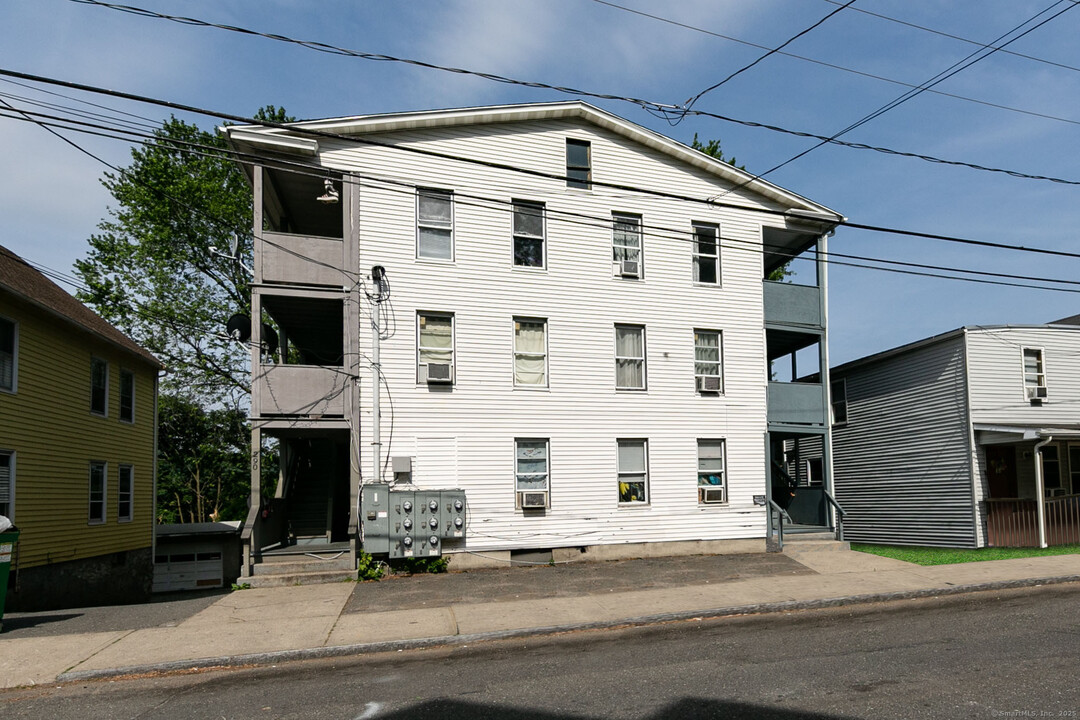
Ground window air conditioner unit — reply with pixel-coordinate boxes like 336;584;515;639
426;363;453;383
1027;386;1047;400
697;376;721;392
619;260;640;278
700;487;726;504
518;491;548;509
1048;487;1066;497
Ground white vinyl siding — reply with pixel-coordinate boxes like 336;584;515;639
118;464;133;522
512;201;545;268
615;324;646;390
692;222;719;284
417;188;453;260
617;439;648;504
514;318;547;387
0;451;12;519
694;330;722;393
89;461;106;525
90;357;108;416
0;316;16;393
417;312;454;383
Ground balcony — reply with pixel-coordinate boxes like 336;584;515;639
768;381;826;425
764;281;822;329
254;364;346;417
260;232;344;287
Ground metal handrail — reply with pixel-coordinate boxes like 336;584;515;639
823;490;846;541
768;498;791;551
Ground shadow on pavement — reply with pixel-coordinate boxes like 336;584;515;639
369;697;848;719
1;612;83;632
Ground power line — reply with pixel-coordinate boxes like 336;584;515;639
3;81;1080;270
58;1;1080;186
589;0;1080;128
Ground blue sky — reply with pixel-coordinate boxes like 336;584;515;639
1;0;1078;364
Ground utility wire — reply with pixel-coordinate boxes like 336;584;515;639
589;0;1080;127
57;2;1080;186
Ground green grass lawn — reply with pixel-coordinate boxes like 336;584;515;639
851;543;1080;566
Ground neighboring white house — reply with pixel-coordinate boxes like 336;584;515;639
224;101;843;576
831;321;1080;549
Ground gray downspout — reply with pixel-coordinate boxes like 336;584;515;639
1034;436;1050;548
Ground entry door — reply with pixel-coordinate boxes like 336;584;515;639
985;446;1018;498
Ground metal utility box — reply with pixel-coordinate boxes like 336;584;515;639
412;491;444;558
439;490;467;539
360;484;391;555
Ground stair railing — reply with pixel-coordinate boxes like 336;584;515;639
768;498;792;552
823;490;847;542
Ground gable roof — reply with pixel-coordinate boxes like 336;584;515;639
0;245;161;369
224;101;843;222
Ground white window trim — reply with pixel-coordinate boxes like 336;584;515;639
614;324;647;391
697;438;727;505
830;378;847;425
89;461;107;525
617;438;649;506
118;464;134;523
0;450;14;521
511;200;547;270
514;438;550;509
1021;346;1047;401
0;315;17;394
691;222;721;286
416;311;455;385
119;369;135;424
565;138;592;190
694;329;723;394
416;187;454;262
90;356;109;417
612;212;643;276
513;317;549;389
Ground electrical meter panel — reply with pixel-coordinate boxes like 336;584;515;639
360;485;466;558
439;490;467;539
360;483;391;554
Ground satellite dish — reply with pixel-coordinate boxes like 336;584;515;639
228;232;240;258
262;324;279;356
226;313;251;342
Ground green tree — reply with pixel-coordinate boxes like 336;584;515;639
75;106;293;407
691;134;791;282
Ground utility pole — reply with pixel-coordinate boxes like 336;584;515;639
369;265;386;484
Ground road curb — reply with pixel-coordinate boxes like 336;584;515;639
56;574;1080;683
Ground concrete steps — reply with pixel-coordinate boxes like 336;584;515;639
245;554;355;588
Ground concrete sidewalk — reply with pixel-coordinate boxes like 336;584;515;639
1;548;1078;689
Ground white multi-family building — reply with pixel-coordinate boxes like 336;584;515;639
224;101;843;580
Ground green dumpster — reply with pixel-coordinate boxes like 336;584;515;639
0;529;18;631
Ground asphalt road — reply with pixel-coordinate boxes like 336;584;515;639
3;584;1079;719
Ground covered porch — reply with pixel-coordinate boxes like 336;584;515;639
976;425;1080;548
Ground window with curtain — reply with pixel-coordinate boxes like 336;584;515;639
1022;347;1046;397
617;439;648;504
694;330;722;392
692;222;719;284
615;324;646;389
417;188;453;260
89;461;106;524
612;213;642;266
417;313;454;382
118;465;133;522
513;201;545;268
515;439;549;491
91;357;108;416
514;318;547;386
697;439;726;504
0;317;15;392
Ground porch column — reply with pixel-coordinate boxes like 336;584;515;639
1035;437;1050;548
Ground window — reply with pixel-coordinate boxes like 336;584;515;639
0;316;16;393
89;461;106;524
697;440;726;504
831;379;847;424
91;357;108;416
694;330;723;393
617;439;648;504
1043;445;1062;493
515;439;549;508
417;188;453;260
512;200;545;268
118;465;133;522
514;318;547;387
0;451;13;520
566;138;591;189
119;370;135;423
1023;348;1046;400
692;222;720;284
417;312;454;383
612;213;642;273
615;324;646;390
1069;444;1080;495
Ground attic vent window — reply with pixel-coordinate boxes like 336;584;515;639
566;139;591;189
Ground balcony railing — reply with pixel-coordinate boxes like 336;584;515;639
767;381;826;425
764;281;822;328
254;364;346;417
984;495;1080;547
260;231;344;287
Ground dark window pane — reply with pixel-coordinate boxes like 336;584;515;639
514;237;544;267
